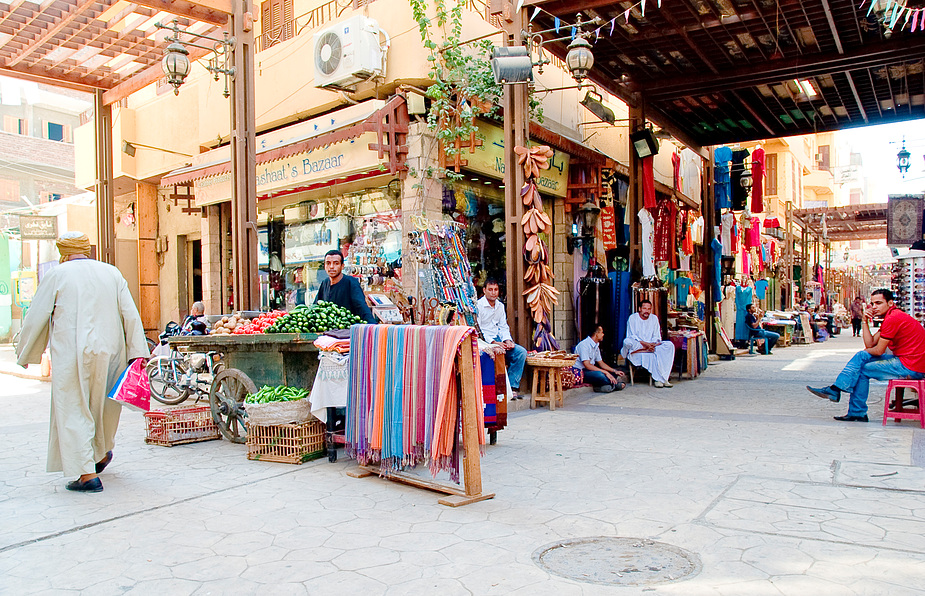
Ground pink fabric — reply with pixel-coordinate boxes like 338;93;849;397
642;156;656;209
746;217;761;248
751;147;765;212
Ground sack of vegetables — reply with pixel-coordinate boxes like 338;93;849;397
244;385;312;425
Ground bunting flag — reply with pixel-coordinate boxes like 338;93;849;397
530;7;540;21
554;16;560;32
642;0;647;15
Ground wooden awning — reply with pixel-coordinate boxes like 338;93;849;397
794;203;887;241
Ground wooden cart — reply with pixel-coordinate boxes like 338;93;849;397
169;334;320;445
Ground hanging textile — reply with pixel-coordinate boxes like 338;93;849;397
671;151;681;190
710;238;723;299
734;285;754;341
652;197;677;264
745;217;761;249
642;156;657;209
751;147;765;212
346;324;485;482
720;212;735;256
611;271;632;357
714;146;732;210
731;148;750;211
638;208;657;277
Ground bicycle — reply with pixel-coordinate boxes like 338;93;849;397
147;349;223;405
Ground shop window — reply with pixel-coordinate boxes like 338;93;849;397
441;178;507;294
259;0;294;51
765;153;777;195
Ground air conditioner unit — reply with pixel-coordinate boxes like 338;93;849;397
313;15;384;91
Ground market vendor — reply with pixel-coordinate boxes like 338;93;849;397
476;279;527;398
314;249;375;324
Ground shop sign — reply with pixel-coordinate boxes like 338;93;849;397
599;205;617;251
194;132;385;207
465;120;569;197
18;215;57;240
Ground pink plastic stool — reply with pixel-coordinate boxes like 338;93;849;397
883;379;925;428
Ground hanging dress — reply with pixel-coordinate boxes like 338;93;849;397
721;285;737;341
734;285;754;341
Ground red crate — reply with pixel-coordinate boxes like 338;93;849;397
144;406;221;447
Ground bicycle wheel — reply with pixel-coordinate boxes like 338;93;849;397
145;337;157;354
146;356;191;405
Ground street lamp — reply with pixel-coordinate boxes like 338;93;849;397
567;195;601;254
897;140;911;177
565;35;594;86
157;19;236;97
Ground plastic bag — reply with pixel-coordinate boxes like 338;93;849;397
107;359;151;412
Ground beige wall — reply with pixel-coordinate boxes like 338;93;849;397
156;189;203;325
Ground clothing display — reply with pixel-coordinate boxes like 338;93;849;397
745;217;761;249
721;212;735;256
751;147;765;212
720;285;737;341
755;278;769;300
714;146;732;210
638;208;657;277
652;198;678;264
710;238;723;298
642;156;656;209
346;324;485;482
678;249;691;272
675;276;693;305
734;284;754;341
731;148;750;211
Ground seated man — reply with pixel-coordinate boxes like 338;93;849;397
807;288;925;422
180;301;208;335
621;300;676;388
745;303;779;354
573;325;625;393
476;279;527;398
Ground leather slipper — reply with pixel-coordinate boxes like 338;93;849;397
66;477;103;493
95;451;113;474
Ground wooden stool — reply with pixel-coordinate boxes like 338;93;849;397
531;365;564;411
883;379;925;428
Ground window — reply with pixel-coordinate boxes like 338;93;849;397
46;122;64;142
259;0;294;51
0;179;19;203
3;115;27;135
765;153;777;196
817;145;830;172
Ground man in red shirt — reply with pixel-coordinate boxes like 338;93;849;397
807;289;925;422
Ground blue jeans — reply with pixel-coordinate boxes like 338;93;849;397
582;370;612;387
835;351;925;417
750;328;779;351
504;344;527;390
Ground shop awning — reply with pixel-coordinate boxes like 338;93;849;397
793;203;887;242
160;95;409;192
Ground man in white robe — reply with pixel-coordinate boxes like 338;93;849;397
16;232;149;492
621;299;675;388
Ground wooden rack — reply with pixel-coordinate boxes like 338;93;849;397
347;334;494;507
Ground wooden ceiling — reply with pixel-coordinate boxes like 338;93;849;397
794;203;887;241
0;0;229;103
529;0;925;147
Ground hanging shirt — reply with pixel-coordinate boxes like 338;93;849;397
638;208;657;277
675;276;693;305
672;151;681;190
745;217;761;248
691;216;704;245
714;146;733;210
642;156;657;209
710;238;723;299
678;249;691;272
755;279;769;300
721;212;735;256
751;147;765;213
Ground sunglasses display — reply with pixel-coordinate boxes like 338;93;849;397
892;257;925;322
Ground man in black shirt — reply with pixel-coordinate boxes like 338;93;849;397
745;303;779;353
314;249;376;323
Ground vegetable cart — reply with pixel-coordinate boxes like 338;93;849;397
169;333;321;445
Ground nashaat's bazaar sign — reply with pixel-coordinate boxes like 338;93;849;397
193;132;385;207
464;120;570;197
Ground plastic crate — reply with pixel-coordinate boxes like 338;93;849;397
144;406;221;447
246;419;325;464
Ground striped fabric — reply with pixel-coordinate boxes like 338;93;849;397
346;324;485;482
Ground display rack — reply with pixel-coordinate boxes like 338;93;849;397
892;251;925;322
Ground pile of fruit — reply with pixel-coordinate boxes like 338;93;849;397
245;385;309;404
264;301;363;334
233;310;286;335
210;314;252;335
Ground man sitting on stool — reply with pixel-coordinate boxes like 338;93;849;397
622;300;676;388
477;279;527;398
574;325;625;393
745;303;779;354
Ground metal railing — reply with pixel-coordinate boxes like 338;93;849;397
258;0;372;52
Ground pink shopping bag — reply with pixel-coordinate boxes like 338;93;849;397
107;359;151;412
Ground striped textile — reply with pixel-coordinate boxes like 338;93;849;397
346;324;485;482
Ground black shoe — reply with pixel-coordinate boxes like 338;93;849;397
833;414;868;422
807;385;841;402
95;451;113;474
593;384;615;393
66;477;103;492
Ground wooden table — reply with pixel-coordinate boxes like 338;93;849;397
764;321;794;348
526;357;575;411
669;332;707;380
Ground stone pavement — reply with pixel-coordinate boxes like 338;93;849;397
1;332;924;595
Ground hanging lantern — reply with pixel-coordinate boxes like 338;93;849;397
162;41;191;95
565;36;594;85
897;141;911;176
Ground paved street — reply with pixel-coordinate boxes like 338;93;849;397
1;333;924;595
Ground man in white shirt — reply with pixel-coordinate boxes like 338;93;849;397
574;325;626;393
622;300;676;388
477;280;527;397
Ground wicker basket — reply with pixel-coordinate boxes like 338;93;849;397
526;356;578;368
144;406;221;447
244;399;312;425
246;420;326;464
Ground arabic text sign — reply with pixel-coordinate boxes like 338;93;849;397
19;215;58;240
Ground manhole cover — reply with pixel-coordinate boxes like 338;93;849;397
533;536;701;586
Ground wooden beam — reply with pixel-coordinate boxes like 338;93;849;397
130;0;230;25
0;64;103;92
101;45;212;105
4;0;101;68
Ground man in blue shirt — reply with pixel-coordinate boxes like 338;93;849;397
574;325;626;393
314;250;375;323
745;304;779;353
477;279;527;397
